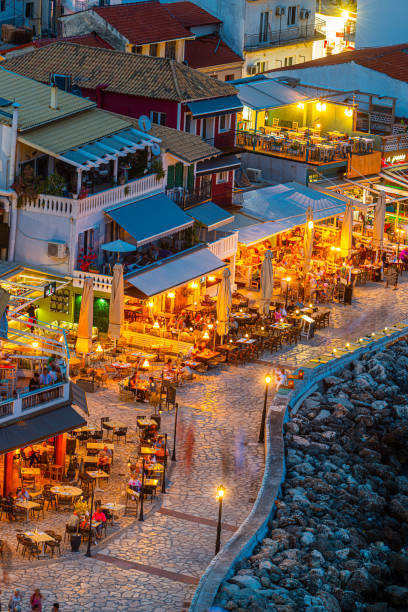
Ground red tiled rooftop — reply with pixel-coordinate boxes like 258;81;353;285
93;2;193;45
185;35;243;69
267;44;408;83
33;32;113;50
165;2;221;28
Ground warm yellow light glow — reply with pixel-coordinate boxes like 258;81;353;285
384;327;388;331
245;333;249;338
285;276;291;282
297;102;305;109
344;108;353;117
316;102;326;112
59;335;64;342
261;326;264;330
203;331;210;340
229;339;233;343
96;344;103;353
296;309;300;314
239;308;243;312
308;220;314;230
316;123;321;128
359;338;363;342
142;359;150;368
265;375;271;384
167;292;175;299
190;282;198;289
208;324;214;330
397;228;405;234
216;485;225;500
32;342;39;348
208;276;216;282
342;9;349;20
371;332;375;337
332;349;337;353
309;303;313;308
346;343;350;348
153;321;160;329
189;327;193;331
148;301;154;308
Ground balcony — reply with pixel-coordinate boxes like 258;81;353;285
0;382;70;424
206;229;238;260
244;18;325;51
23;174;164;220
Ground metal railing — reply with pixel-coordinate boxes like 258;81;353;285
244;17;325;50
21;383;65;412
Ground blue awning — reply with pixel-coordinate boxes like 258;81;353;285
105;193;194;247
196;154;241;175
187;95;243;119
126;247;225;298
186;202;234;230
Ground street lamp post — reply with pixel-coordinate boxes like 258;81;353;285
161;433;168;494
396;228;405;286
85;485;95;557
215;485;225;555
138;457;145;521
171;403;178;462
258;375;271;443
284;276;291;311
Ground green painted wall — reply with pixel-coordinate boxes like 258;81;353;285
73;294;110;333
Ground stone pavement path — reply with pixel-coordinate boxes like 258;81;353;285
1;277;407;611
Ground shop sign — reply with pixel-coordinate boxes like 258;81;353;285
382;150;408;167
44;281;57;298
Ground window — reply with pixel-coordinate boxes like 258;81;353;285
149;43;158;57
287;6;297;25
225;74;234;81
50;73;71;91
259;11;269;43
284;56;294;67
256;61;267;73
133;45;143;54
151;111;166;126
184;113;192;133
0;1;6;12
219;114;231;133
25;2;34;18
165;41;176;59
216;171;229;184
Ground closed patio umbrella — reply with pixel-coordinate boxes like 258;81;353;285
76;277;94;355
340;202;353;257
108;263;124;341
303;207;314;276
259;250;274;315
373;190;386;250
216;268;232;342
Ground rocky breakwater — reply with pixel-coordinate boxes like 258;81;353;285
215;342;408;611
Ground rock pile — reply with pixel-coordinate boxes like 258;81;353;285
215;343;408;611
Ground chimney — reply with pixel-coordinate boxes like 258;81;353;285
50;85;59;110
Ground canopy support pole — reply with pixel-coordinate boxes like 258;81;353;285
76;168;82;195
113;156;118;184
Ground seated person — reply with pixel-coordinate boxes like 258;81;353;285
274;309;283;322
187;343;199;358
92;507;106;539
29;371;41;391
155;439;169;458
128;475;142;492
49;367;58;384
164;358;174;372
97;449;110;469
16;487;30;501
39;366;52;387
28;446;40;466
179;362;194;380
128;373;138;393
66;510;80;532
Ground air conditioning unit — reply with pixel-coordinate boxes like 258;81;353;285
47;242;67;259
247;168;262;182
275;6;285;16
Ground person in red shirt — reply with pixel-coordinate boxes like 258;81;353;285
92;507;106;539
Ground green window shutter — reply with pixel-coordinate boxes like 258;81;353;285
175;162;184;187
167;165;175;189
187;165;194;191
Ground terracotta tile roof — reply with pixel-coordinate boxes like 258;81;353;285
148;121;220;162
185;35;243;69
92;2;193;45
33;32;113;49
267;44;408;83
3;42;238;102
165;2;221;28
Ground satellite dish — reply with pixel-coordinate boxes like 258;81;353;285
138;115;151;132
151;143;161;157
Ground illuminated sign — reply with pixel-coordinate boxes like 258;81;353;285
382;150;408;167
44;282;57;298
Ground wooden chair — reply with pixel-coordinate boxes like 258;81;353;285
125;488;139;515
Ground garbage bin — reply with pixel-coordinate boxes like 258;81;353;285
344;284;353;305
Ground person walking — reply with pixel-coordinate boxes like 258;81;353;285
30;589;43;611
8;590;21;612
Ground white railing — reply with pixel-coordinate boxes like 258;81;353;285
0;381;70;423
72;270;112;293
208;231;238;260
25;174;164;219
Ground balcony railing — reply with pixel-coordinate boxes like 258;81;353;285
166;187;212;209
244;18;325;50
24;174;164;219
207;230;238;260
72;270;113;293
0;381;70;423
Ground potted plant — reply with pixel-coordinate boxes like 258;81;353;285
12;166;40;207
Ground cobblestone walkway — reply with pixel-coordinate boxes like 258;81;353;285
1;278;407;610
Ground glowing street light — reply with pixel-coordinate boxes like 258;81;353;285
215;485;225;555
259;375;272;443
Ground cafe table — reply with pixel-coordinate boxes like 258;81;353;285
195;349;221;363
149;463;164;473
24;530;55;557
87;470;109;489
15;499;40;521
51;485;82;507
87;442;114;452
100;502;126;525
236;337;257;344
230;312;252;320
83;455;99;465
21;467;41;477
103;420;127;439
216;344;238;362
137;418;156;428
144;478;159;488
140;446;157;455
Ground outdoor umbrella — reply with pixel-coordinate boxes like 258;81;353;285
340;202;353;257
303;207;314;276
259;250;274;315
101;239;136;261
108;263;124;341
216;268;232;342
373;190;386;250
76;277;94;355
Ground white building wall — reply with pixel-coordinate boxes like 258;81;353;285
356;0;408;49
271;63;408;117
0;125;13;189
